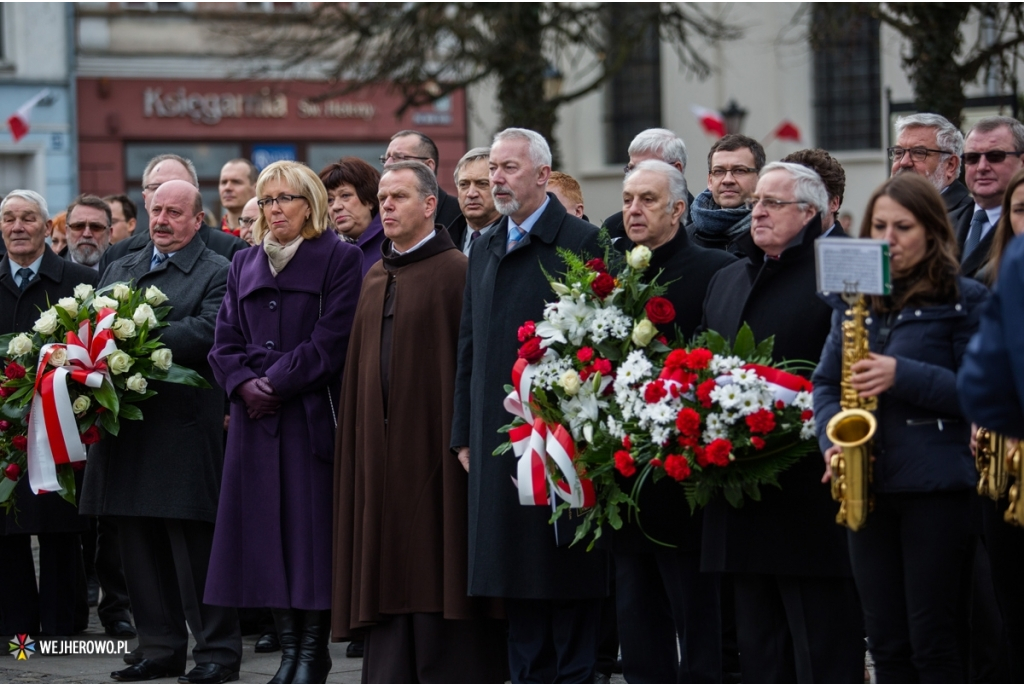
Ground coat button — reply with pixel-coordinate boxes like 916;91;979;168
269;300;277;311
915;310;922;316
955;303;962;311
865;317;873;325
897;314;903;320
265;341;275;350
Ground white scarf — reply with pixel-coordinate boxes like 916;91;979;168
263;233;304;276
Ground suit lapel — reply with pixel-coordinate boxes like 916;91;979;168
0;256;20;297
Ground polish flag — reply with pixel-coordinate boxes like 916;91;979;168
773;120;802;143
690;105;726;138
7;89;50;143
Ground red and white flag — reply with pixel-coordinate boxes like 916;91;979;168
7;89;50;143
690;105;726;138
772;119;802;143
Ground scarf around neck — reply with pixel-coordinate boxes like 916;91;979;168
263;232;304;276
689;188;752;241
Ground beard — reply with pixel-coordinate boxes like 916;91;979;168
492;184;521;216
894;164;946;192
70;241;101;267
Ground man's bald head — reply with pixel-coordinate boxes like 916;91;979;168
149;180;204;254
143;158;199;212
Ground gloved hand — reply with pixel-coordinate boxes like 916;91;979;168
237;377;281;419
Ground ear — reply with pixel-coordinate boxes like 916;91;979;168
670;200;687;226
194;212;205;232
945;153;961;182
424;194;438;220
538;165;551;187
44;219;53;238
829;196;841;216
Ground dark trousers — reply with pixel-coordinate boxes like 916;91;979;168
985;496;1024;682
849;490;972;683
505;597;603;683
0;533;86;636
117;516;241;671
361;612;508;683
733;572;864;683
615;549;721;683
92;517;132;625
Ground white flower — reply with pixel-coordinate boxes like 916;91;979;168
72;396;91;414
111;318;136;340
736;389;769;416
107;350;133;375
111;283;132;302
57;297;78;316
605;415;625;440
151;348;173;371
145;286;169;306
7;333;33;357
132;304;158;329
800;417;817;441
125;373;148;393
645;402;676;425
559;370;581;396
631;318;658;347
551;282;571;296
614;350;654;394
793;391;814;411
710;384;742;410
710;355;744;374
92;295;119;311
626;245;652;270
730;367;758;385
48;347;68;367
650;425;670;446
33;309;60;336
73;283;94;300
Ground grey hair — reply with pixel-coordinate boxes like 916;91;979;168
627;159;689;211
895;113;964;157
142;154;199;189
383;160;438;218
492;128;552;168
1;190;49;221
968;115;1024;151
453;147;491;183
760;162;829;215
628;128;688;171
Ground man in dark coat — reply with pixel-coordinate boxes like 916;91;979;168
782;149;848;238
452;128;607;683
333;162;506;683
0;190;97;638
890;113;971;220
62;194;113;270
383;130;462;229
80;180;240;684
687;134;765;254
99;154;247;274
609;161;737;682
447;147;501;254
700;162;864;683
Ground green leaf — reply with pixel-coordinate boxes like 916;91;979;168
0;477;16;505
732;323;756;359
93;378;120;417
149;363;211;389
118;403;144;421
702;330;728;355
56;466;77;507
1;401;28;420
595;341;622;362
492;441;513;456
99;410;119;436
754;335;776;360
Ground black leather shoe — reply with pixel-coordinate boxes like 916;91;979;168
111;659;184;682
123;646;144;665
177;663;240;684
254;629;280;653
105;620;138;638
345;639;363;658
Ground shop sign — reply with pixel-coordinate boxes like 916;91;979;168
143;87;287;125
252;144;297;170
297;98;375;120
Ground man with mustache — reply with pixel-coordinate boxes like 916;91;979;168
62;194;112;270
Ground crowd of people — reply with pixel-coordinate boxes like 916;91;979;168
1;113;1024;685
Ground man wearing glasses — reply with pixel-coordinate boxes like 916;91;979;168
382;130;463;228
688;134;765;255
63;194;113;270
889;113;971;220
957;116;1024;278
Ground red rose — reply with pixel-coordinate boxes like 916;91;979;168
0;420;10;433
585;258;607;273
697;438;733;467
4;362;25;380
592;358;613;376
4;463;21;480
775;400;785;410
644;297;676;325
517;321;536;343
801;409;814;422
644;380;668;404
80;425;101;445
751;436;766;450
745;409;776;435
11;435;27;452
0;386;13;398
664;454;692;481
696;379;717;408
622;435;632;450
591;273;616;299
518;337;545;363
685;348;713;370
651;458;663;468
614;450;636;477
665;349;689;370
577;347;595;364
675;407;701;437
655;335;668;345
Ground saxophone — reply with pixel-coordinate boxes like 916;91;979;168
975;427;1009;501
825;293;877;532
1004;441;1024;527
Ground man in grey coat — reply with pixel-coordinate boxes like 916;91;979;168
80;180;240;684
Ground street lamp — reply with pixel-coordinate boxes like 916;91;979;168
720;99;747;135
544;64;564;102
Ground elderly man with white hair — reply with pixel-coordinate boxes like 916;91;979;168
700;162;865;683
890;112;971;218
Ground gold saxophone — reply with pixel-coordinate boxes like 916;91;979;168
1003;440;1024;527
826;293;877;532
975;427;1009;501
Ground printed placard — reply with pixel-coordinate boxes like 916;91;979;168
815;238;891;295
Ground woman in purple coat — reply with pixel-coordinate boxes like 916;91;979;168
206;160;362;684
320;157;384;276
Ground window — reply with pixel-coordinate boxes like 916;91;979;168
812;6;881;150
604;6;662;165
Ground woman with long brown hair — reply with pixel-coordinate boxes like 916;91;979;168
814;173;989;682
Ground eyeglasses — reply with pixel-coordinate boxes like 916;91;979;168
710;166;756;179
238;217;257;228
379;153;431;164
962;150;1024;166
257;194;306;209
743;197;805;212
887;147;952;162
142;183;161;193
67;221;110;233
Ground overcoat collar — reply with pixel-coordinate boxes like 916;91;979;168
485;192;568;260
0;249;67;297
118;232;208;284
740;212;824;280
381;224;457;271
238;231;341;299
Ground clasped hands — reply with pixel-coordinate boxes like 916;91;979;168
237;377;281;419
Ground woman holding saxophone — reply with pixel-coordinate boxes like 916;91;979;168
814;173;989;682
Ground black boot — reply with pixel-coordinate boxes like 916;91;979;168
291;610;332;685
268;609;303;684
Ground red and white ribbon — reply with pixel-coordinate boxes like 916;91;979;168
27;309;117;494
714;363;813;407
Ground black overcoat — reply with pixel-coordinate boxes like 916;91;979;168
451;194;608;599
0;250;98;534
699;215;853;577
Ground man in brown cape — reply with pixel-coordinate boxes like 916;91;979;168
332;161;506;683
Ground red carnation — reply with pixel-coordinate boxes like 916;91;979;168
4;463;21;481
697;438;733;467
614;450;637;477
517;321;536;343
751;436;766;450
678;435;698;450
775;400;785;410
577;347;595;364
644;297;676;325
665;349;689;370
745;409;776;435
593;358;613;376
0;386;13;398
591;273;616;299
4;362;25;380
518;337;545;363
622;435;632;450
80;425;101;445
651;458;662;468
644;380;668;404
801;409;814;422
685;348;713;370
0;420;10;433
664;454;692;481
675;407;702;438
696;379;717;408
585;258;607;274
11;435;27;452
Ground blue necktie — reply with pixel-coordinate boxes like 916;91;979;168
963;209;987;259
15;267;33;291
150;251;169;271
506;225;525;254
